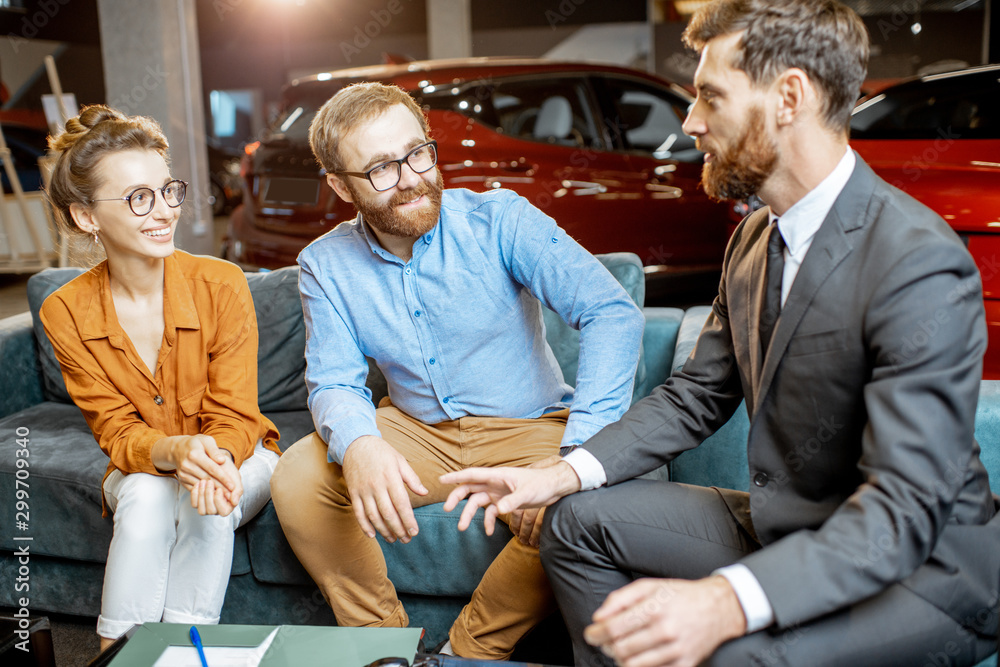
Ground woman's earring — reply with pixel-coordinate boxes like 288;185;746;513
92;229;100;245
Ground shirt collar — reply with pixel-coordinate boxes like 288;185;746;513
163;252;200;332
769;147;855;257
78;253;200;344
357;213;438;263
79;261;115;342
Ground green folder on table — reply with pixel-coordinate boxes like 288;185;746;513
109;623;422;667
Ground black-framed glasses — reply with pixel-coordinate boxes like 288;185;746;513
92;179;188;216
337;141;438;192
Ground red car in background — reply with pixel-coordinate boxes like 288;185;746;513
850;65;1000;378
223;58;733;297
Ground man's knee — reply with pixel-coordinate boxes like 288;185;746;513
271;433;334;500
540;492;595;557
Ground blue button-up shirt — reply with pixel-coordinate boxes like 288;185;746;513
298;188;644;464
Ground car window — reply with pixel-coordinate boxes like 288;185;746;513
851;76;1000;139
265;98;324;144
418;83;501;129
599;77;700;162
486;78;601;149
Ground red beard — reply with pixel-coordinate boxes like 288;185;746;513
701;105;778;202
350;170;444;239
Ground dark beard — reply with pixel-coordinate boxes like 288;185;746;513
701;106;778;202
350;170;444;239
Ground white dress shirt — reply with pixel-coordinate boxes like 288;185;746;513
563;147;857;633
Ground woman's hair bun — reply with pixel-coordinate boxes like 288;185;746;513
48;105;127;153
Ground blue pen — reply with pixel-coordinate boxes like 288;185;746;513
189;625;210;667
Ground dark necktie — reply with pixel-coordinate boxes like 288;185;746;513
760;221;785;355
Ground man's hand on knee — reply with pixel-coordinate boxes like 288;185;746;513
343;435;428;543
509;507;545;547
508;456;559;546
583;576;747;667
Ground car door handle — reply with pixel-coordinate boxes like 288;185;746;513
498;161;532;173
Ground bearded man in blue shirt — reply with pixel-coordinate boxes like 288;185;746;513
269;81;645;660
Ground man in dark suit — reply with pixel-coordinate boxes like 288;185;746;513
440;0;1000;665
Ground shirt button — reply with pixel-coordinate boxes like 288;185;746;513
414;310;422;317
404;267;412;275
753;472;769;487
443;397;450;404
551;237;558;243
429;358;436;365
154;395;164;405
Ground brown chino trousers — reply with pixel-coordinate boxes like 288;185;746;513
270;401;567;659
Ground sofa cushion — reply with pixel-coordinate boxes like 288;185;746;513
666;305;752;491
0;401;111;561
246;498;513;597
245;267;309;412
0;312;45;419
974;380;1000;494
541;252;647;396
27;267;86;404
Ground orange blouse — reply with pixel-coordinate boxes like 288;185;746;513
40;251;280;504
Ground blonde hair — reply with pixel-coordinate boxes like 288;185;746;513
46;104;169;236
308;82;429;174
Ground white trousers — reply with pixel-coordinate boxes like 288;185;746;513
97;441;278;639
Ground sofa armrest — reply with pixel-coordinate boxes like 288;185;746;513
975;380;1000;495
634;307;684;401
0;312;44;419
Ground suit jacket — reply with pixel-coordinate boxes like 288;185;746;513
583;155;1000;635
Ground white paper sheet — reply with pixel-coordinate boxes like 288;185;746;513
152;627;279;667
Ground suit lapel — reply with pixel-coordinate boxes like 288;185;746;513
745;209;771;390
753;154;879;414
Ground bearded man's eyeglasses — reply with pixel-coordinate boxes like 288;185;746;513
337;141;438;192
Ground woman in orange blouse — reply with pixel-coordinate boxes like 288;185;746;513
40;105;281;650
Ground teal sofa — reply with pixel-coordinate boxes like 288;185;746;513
2;256;995;665
0;252;682;658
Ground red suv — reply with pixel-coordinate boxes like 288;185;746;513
223;58;733;294
850;65;1000;378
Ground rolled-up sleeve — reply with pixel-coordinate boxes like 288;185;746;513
198;277;267;468
499;195;644;446
299;257;381;464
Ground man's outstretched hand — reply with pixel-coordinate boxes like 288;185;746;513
440;460;582;537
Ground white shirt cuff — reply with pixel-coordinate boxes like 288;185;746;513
562;448;607;491
713;564;775;634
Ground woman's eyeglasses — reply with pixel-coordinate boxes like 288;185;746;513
92;179;188;216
